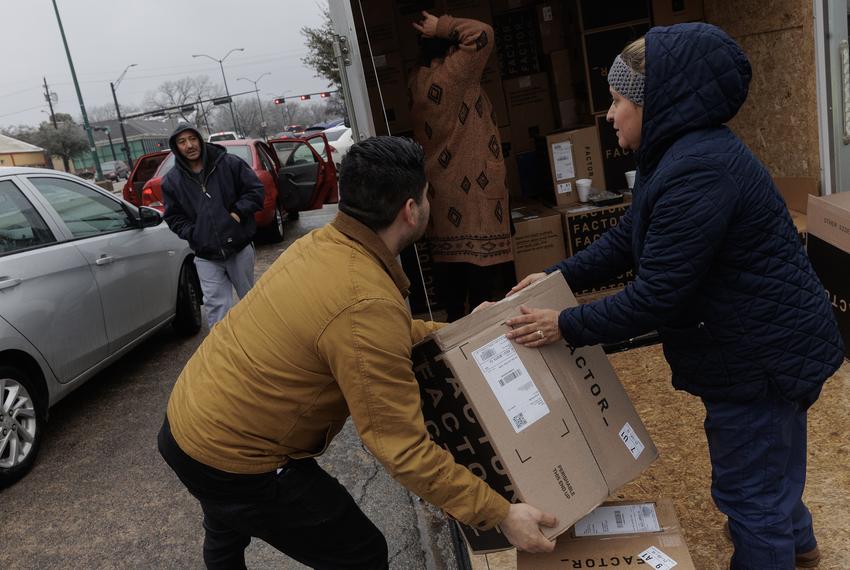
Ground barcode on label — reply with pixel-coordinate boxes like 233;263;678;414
614;510;624;528
499;369;521;387
478;348;497;361
512;412;527;429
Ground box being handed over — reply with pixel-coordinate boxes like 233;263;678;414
517;497;696;569
412;273;658;553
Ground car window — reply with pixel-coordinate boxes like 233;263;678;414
286;143;318;167
28;177;135;238
325;129;346;142
308;139;327;160
225;145;252;165
0;180;56;255
272;141;298;165
257;145;277;173
156;154;175;178
209;133;237;142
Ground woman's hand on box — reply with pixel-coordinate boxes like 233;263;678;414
501;503;558;553
505;305;562;347
507;272;547;296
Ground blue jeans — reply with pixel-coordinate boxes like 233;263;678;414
194;244;255;327
703;394;817;569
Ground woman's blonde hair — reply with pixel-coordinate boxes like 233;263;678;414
621;37;646;74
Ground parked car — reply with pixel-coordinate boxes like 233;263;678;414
269;132;339;218
123;139;286;243
100;160;130;181
322;126;354;169
0;167;202;486
207;131;239;142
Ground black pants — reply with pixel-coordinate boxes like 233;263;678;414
432;261;514;322
157;419;388;570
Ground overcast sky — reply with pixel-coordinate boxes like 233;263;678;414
0;0;329;129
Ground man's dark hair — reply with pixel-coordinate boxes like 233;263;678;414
338;136;426;232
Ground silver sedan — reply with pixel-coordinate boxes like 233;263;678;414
0;168;202;486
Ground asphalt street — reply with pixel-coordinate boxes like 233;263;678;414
1;205;461;569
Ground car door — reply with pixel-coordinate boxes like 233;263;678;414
24;175;178;355
305;132;339;206
122;151;169;206
0;177;108;383
276;138;322;212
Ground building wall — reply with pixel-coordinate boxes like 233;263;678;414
0;151;48;167
705;0;820;182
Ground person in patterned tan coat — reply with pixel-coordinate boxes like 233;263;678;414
409;10;513;321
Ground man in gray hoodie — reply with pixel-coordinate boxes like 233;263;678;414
162;124;264;327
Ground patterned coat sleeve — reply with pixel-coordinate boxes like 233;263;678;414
435;15;493;86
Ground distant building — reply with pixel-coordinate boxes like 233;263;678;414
73;119;173;170
0;133;48;168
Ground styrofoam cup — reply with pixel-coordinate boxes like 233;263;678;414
625;170;637;189
576;178;592;202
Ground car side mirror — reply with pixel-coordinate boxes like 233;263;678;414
139;206;163;228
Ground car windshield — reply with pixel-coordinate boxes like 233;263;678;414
209;133;236;142
324;129;346;142
225;145;252;165
155;154;175;177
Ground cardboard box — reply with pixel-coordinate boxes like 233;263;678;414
483;59;510;128
354;0;400;55
774;177;817;246
511;203;567;279
544;127;606;206
503;74;556;153
652;0;704;26
583;23;651;114
517;498;697;569
412;273;658;553
494;8;543;78
556;203;635;295
806;192;850;359
537;2;567;54
549;49;575;101
578;0;651;32
595;113;637;191
364;52;412;135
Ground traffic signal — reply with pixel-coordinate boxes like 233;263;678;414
320;92;330;98
273;98;284;105
299;94;311;101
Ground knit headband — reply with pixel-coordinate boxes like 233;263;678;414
608;54;645;106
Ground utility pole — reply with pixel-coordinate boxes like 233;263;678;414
51;0;102;180
197;97;212;135
193;49;244;134
110;63;137;170
43;77;58;128
238;73;270;140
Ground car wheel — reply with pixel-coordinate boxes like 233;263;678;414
261;205;285;243
173;261;203;336
0;366;43;488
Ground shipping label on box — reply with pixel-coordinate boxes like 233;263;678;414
807;192;850;358
537;2;566;54
518;498;697;570
558;204;635;294
413;273;657;553
583;23;651;114
545;127;605;206
511;203;567;279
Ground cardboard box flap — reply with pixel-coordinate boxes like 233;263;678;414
774;177;818;214
807;192;850;252
426;272;572;351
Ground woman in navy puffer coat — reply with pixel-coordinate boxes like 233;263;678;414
506;23;844;569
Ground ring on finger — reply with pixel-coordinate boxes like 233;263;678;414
536;329;544;340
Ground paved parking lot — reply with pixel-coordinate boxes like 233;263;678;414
0;206;460;569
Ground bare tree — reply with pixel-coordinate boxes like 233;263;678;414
87;103;140;122
144;75;221;125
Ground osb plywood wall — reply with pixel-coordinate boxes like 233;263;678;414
704;0;820;181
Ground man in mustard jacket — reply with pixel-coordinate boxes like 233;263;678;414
158;136;556;569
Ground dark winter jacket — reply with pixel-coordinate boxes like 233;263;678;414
162;125;264;260
547;23;844;404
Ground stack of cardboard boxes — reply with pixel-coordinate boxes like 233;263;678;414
353;0;706;301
